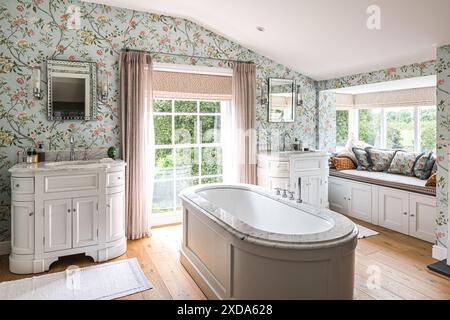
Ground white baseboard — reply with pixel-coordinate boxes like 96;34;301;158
0;241;11;256
432;244;447;261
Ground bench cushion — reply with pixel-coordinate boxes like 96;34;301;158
329;169;436;196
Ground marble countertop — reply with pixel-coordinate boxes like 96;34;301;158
180;184;357;250
9;159;126;174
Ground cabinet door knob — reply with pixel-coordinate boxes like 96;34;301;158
410;214;415;217
15;184;19;188
73;208;76;212
29;212;33;216
403;212;408;215
67;209;71;213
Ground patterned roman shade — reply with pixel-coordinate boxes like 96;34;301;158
153;70;232;100
352;87;436;108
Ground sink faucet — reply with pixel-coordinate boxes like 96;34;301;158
69;135;75;161
281;132;290;151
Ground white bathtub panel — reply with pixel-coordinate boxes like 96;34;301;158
186;210;228;289
231;246;330;299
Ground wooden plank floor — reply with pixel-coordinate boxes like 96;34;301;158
0;220;449;300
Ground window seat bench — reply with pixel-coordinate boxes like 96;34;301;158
328;169;436;243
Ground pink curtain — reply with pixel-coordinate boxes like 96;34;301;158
231;63;257;184
119;51;154;239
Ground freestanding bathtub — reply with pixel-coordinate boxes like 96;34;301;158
179;184;358;300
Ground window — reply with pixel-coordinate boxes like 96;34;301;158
336;106;436;152
152;99;226;225
336;109;349;147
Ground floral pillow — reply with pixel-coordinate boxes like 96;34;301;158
414;152;435;180
421;153;436;180
387;151;423;176
352;147;370;170
365;147;396;172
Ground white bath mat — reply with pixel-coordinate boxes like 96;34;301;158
0;258;153;300
356;224;379;239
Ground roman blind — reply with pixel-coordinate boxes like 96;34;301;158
152;71;232;100
335;87;436;109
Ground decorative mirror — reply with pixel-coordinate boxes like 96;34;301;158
47;60;97;120
267;78;295;122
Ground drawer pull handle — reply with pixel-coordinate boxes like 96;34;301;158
15;184;20;188
410;214;415;217
117;177;121;179
403;212;408;215
29;212;33;216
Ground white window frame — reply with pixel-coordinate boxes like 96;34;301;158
340;106;436;152
152;98;228;227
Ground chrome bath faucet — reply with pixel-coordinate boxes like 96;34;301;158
69;135;75;161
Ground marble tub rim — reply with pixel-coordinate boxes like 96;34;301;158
179;183;358;250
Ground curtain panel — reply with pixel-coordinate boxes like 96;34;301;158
119;51;155;240
231;63;257;184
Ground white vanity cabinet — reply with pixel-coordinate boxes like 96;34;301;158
257;152;329;208
8;160;127;274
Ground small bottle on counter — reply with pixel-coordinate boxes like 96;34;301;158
26;149;33;163
32;149;38;163
37;143;45;162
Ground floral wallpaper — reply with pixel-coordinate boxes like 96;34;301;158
436;45;450;251
318;58;449;252
0;0;317;243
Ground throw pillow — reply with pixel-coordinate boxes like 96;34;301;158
413;153;431;179
331;157;356;171
365;147;396;172
425;173;436;187
421;153;436;180
387;151;423;176
352;147;370;171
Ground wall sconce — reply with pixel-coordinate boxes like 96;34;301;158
98;70;109;102
32;66;43;100
261;81;268;106
296;85;303;107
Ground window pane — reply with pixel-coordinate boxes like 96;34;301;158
386;107;414;151
152;180;174;214
336;110;349;147
200;101;221;113
202;147;223;176
175;115;197;144
153;100;172;112
154;115;172;145
155;149;173;179
176;148;199;177
201;115;221;143
175;100;197;113
201;176;223;184
358;109;381;146
175;178;199;212
420;106;436;153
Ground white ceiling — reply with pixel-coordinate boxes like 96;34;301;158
84;0;450;80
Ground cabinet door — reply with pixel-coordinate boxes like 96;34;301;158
328;178;349;214
348;181;372;223
44;199;72;252
307;176;322;207
72;197;99;248
11;201;34;254
409;194;436;243
378;188;409;234
106;192;125;242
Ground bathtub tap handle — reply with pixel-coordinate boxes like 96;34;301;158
282;189;288;198
287;191;295;200
274;187;281;196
